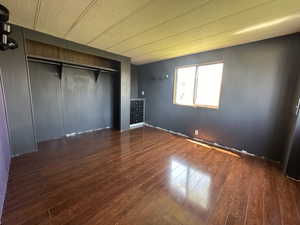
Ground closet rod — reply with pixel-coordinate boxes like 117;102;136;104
27;56;117;73
27;57;60;66
63;63;98;72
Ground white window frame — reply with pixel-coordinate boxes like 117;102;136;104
173;61;224;109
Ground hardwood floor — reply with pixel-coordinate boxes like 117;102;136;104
2;126;300;225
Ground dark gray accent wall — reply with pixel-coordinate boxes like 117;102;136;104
0;25;131;156
0;74;11;222
0;26;37;156
29;62;64;142
62;67;114;135
138;33;300;161
29;62;114;142
131;64;138;98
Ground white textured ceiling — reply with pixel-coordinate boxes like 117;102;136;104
1;0;300;64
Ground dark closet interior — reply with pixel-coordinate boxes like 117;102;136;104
27;41;121;143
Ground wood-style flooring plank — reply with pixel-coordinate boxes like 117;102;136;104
2;126;300;225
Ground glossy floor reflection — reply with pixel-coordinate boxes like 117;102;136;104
170;158;211;209
2;127;300;225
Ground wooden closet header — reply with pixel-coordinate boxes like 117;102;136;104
26;39;119;71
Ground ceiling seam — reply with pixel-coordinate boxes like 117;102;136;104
63;0;101;38
87;0;154;45
133;30;229;59
138;30;245;62
121;0;284;57
117;0;276;55
135;28;298;64
33;0;42;29
104;0;211;50
132;20;294;62
135;34;267;64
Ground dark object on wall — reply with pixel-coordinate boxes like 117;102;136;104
0;4;17;51
151;74;169;80
0;5;9;21
130;99;145;125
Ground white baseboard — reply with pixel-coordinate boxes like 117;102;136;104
12;127;111;158
65;127;111;137
287;176;300;182
144;123;279;163
130;122;145;129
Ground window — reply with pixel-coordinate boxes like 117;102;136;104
174;62;224;109
174;66;196;106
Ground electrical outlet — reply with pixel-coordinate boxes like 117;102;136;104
195;130;198;135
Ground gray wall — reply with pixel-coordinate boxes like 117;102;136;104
0;26;37;156
62;67;114;134
138;33;300;161
0;74;11;223
0;25;131;156
29;62;64;142
29;62;114;142
131;64;139;98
